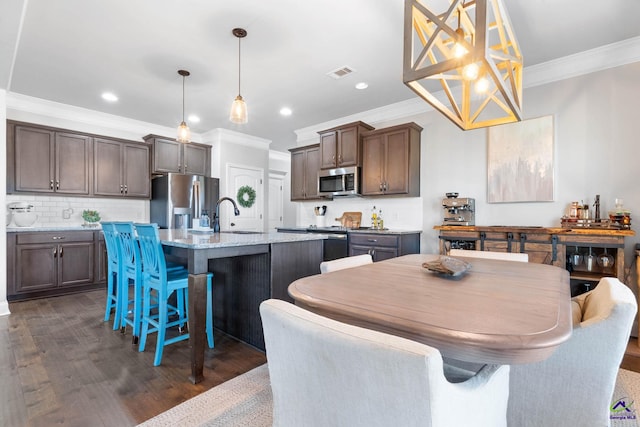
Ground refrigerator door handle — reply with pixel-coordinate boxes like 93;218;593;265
193;181;201;219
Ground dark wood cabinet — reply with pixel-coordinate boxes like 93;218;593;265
289;144;321;201
93;138;150;198
12;125;90;195
318;121;373;169
145;134;211;176
361;122;422;197
348;232;421;262
7;231;103;301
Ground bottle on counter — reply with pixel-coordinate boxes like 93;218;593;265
378;209;384;230
371;206;378;229
200;210;210;228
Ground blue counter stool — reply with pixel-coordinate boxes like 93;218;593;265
135;223;214;366
113;222;147;343
101;222;122;329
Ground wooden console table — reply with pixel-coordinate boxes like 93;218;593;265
434;225;635;296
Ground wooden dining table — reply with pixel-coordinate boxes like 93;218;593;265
288;253;573;365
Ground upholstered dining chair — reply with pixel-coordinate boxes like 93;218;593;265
100;222;122;329
135;223;214;366
449;248;529;262
260;299;510;427
320;254;373;274
507;277;637;427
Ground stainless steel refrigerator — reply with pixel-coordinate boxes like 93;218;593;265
150;174;220;229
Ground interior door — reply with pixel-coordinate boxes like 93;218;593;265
226;164;264;231
268;173;285;230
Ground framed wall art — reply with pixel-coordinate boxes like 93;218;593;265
487;115;554;203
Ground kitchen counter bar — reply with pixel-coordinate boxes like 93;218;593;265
158;229;326;383
276;226;422;235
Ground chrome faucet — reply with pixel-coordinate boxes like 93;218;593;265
213;197;241;232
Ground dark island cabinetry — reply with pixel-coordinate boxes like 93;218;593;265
349;231;421;262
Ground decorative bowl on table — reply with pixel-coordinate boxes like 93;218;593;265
422;256;471;278
82;209;101;227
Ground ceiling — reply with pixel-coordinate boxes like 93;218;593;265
2;0;640;152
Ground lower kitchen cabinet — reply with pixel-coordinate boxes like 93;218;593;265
348;232;421;262
7;230;106;301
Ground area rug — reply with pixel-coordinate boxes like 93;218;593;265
138;365;640;426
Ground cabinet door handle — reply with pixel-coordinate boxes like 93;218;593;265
367;239;378;242
379;183;383;191
50;179;54;189
184;164;188;172
59;247;63;257
383;182;388;191
53;248;57;257
338;155;342;164
52;236;65;240
56;180;60;190
368;249;375;257
120;184;124;194
124;184;128;194
178;164;182;172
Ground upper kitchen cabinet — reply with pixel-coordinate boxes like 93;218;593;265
361;122;422;197
289;144;321;201
9;123;90;195
144;134;211;176
318;121;374;169
93;138;150;198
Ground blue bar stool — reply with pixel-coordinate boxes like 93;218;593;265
101;222;122;330
135;223;214;366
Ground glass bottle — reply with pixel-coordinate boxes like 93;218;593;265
200;210;210;228
371;206;377;229
378;209;384;230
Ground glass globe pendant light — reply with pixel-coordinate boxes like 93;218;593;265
229;28;248;124
177;69;191;143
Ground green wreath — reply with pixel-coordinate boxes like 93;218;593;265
237;185;256;208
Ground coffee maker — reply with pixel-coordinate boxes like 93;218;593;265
442;193;475;226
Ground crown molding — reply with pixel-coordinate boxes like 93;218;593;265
202;128;271;150
295;36;640;142
269;150;290;162
6;92;182;141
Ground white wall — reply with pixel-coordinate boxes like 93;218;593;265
0;89;9;316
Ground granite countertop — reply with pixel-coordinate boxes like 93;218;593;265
7;225;101;232
159;229;328;249
276;226;422;235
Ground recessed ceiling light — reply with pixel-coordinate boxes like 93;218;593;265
280;107;292;116
188;115;200;123
355;82;368;90
101;92;118;102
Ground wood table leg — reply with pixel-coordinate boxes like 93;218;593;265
188;273;208;384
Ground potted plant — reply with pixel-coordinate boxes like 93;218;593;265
82;209;101;227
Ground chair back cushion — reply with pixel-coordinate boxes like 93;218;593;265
320;254;373;274
508;277;637;427
261;299;510;427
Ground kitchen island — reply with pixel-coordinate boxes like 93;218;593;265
157;229;326;383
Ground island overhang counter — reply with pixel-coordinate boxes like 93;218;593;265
157;229;326;383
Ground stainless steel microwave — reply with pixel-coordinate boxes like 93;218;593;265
318;166;360;197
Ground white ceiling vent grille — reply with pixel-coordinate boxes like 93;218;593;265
326;66;356;79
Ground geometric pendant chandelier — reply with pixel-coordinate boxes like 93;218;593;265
403;0;523;130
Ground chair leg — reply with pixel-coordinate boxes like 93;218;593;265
104;271;116;323
131;272;142;344
112;272;122;331
138;286;151;353
154;295;168;366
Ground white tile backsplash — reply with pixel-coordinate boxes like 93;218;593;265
6;194;149;227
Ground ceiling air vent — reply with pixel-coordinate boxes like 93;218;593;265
326;66;356;79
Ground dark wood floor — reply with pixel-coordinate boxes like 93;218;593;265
0;290;266;427
4;289;640;426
